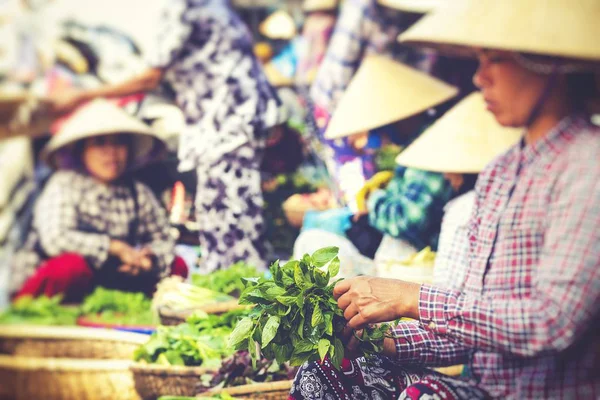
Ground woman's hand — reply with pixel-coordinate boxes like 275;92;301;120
334;276;421;329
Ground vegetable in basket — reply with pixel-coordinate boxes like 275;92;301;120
81;287;154;325
0;295;79;325
134;309;249;368
191;262;260;297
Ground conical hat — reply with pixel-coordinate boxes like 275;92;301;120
303;0;337;12
378;0;442;14
43;99;165;168
395;92;522;173
399;0;600;63
259;10;297;40
325;55;458;139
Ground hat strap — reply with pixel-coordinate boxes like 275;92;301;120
525;64;559;127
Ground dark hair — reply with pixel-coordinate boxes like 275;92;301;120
456;173;478;197
566;73;598;113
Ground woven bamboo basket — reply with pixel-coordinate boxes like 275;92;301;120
0;325;148;359
158;300;247;326
202;380;293;400
130;362;213;400
0;355;139;400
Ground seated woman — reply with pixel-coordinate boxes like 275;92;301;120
294;56;459;277
10;99;186;302
290;1;600;399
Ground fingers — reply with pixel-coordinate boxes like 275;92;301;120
333;279;351;299
139;256;152;271
118;264;132;273
343;302;359;321
348;312;369;330
346;329;362;353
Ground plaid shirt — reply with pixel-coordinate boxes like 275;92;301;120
367;166;453;250
393;115;600;398
10;170;174;292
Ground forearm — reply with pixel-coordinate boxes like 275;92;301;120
81;68;163;101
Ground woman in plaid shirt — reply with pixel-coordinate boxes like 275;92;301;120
290;0;600;399
10;100;186;301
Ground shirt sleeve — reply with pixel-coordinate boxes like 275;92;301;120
367;168;451;245
393;320;472;367
145;0;191;69
417;161;600;357
136;183;175;278
35;174;110;268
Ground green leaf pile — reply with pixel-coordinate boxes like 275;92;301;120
81;287;154;326
191;262;260;297
0;295;79;325
134;309;249;368
229;247;392;369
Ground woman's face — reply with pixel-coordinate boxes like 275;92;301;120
81;134;129;183
473;50;550;127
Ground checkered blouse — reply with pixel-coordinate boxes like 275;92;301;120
10;170;174;292
393;115;600;398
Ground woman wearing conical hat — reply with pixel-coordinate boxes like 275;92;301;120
291;0;600;399
9;100;187;301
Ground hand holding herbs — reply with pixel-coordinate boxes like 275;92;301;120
228;247;396;369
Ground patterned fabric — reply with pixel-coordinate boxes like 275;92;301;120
395;115;600;398
195;143;270;272
367;166;453;250
288;356;489;400
147;0;282;172
10;170;175;293
433;190;476;291
309;0;434;115
295;12;336;85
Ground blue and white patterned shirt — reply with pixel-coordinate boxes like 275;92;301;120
147;0;283;171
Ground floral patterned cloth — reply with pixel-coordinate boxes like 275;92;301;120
147;0;284;270
147;0;282;172
288;357;489;400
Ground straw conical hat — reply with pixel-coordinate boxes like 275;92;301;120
259;10;297;40
325;55;458;139
395;92;522;173
378;0;442;14
303;0;337;12
43;99;164;168
264;62;294;88
399;0;600;62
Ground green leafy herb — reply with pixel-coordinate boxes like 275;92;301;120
229;247;394;369
134;309;249;368
81;287;154;326
192;262;260;297
0;295;79;325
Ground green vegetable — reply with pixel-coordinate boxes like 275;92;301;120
0;295;79;325
192;262;260;296
81;288;154;326
229;247;395;369
134;309;249;368
152;277;235;314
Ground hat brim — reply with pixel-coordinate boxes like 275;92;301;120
399;0;600;63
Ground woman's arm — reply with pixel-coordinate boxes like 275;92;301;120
51;68;163;113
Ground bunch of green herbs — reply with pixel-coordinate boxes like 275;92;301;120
0;295;79;325
81;287;154;326
134;309;249;368
191;262;260;297
229;247;394;369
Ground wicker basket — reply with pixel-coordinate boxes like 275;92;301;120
158;300;247;326
0;325;148;359
203;380;293;400
130;362;213;400
0;355;139;400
